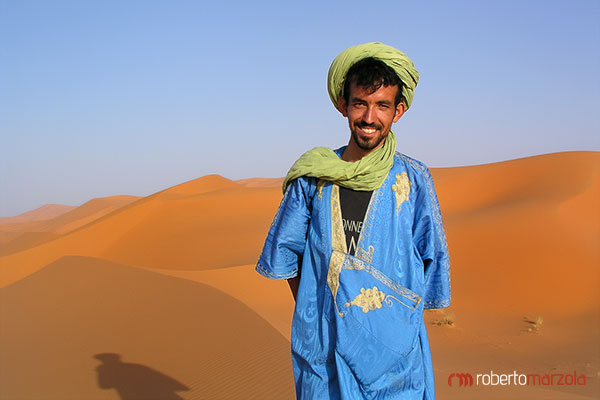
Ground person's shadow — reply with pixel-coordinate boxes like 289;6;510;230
94;353;189;400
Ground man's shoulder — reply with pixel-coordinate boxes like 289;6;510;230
286;175;320;197
392;151;432;180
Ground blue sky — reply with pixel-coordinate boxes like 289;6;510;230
1;0;599;216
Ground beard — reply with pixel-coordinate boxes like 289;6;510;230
350;122;387;151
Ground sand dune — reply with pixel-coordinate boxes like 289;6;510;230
0;195;140;235
1;151;598;399
236;177;284;188
0;204;75;224
0;231;62;257
431;152;599;316
147;264;296;340
0;176;281;286
0;196;140;256
0;256;295;399
432;151;599;217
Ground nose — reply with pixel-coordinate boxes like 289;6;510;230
362;106;376;124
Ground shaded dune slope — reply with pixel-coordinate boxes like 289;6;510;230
0;256;295;399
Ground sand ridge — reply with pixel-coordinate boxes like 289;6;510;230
0;204;75;224
0;195;141;256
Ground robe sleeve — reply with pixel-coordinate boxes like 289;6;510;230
413;167;451;309
255;176;313;280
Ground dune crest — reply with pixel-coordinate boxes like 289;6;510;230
0;195;141;256
0;204;75;224
153;174;240;199
236;177;284;188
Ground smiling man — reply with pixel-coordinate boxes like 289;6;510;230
256;42;451;399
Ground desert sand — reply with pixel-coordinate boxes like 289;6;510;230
1;151;598;399
0;203;75;224
0;195;140;257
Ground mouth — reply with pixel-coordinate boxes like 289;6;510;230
356;123;381;137
361;127;377;134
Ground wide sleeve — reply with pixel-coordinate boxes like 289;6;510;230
412;168;451;309
255;176;313;280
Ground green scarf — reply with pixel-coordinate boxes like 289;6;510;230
282;131;396;193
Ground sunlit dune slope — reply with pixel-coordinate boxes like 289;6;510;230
0;256;295;400
43;195;141;234
0;195;140;257
430;151;599;316
0;204;75;224
0;203;74;245
432;151;599;217
0;195;140;235
236;177;284;188
0;175;282;286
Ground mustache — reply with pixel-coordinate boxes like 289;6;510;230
355;121;382;130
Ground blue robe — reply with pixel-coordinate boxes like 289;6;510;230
256;149;451;399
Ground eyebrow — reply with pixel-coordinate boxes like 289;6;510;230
350;97;392;106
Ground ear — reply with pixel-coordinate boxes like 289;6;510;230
392;102;406;123
337;96;348;117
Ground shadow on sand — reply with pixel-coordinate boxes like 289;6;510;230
94;353;189;400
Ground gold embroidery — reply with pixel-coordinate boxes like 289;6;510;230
345;286;407;313
345;287;386;313
327;251;345;316
317;179;326;200
391;172;411;214
355;245;374;264
330;185;347;253
328;184;348;316
342;256;422;310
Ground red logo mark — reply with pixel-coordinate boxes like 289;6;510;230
448;373;474;387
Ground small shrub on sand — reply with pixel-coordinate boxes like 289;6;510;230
523;315;544;333
431;310;455;327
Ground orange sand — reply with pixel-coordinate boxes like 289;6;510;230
0;203;75;224
0;195;140;256
1;151;598;399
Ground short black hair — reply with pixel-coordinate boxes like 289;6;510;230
343;57;404;107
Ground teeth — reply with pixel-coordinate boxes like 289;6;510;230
363;128;376;133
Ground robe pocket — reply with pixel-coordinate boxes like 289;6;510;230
324;251;422;387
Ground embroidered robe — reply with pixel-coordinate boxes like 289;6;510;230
256;150;451;399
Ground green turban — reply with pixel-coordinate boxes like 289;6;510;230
327;42;419;111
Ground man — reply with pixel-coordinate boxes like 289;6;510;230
255;42;451;399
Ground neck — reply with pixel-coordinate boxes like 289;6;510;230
341;137;386;162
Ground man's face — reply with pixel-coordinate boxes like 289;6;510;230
338;81;405;154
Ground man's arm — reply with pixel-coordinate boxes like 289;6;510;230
413;167;451;309
287;276;300;302
255;177;313;288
